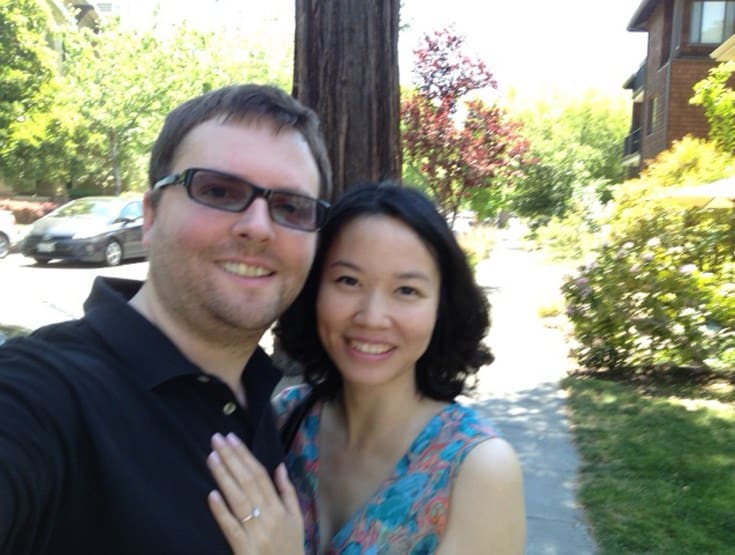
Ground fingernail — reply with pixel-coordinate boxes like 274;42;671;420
208;451;221;465
211;433;226;448
276;463;286;479
226;432;241;446
209;490;223;503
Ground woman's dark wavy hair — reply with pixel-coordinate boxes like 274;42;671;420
274;182;493;402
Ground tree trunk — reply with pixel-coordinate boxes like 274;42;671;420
293;0;401;196
110;131;122;196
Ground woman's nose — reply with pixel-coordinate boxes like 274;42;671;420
353;292;390;328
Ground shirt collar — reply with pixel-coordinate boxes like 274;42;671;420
83;276;282;393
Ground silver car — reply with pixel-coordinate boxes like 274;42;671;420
0;209;25;259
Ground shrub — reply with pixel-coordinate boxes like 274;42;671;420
456;223;496;270
562;139;735;376
563;235;734;372
529;182;606;262
0;199;59;224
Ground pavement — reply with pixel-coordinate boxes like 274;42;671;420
462;225;598;555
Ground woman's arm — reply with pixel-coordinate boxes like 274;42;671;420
437;437;526;555
207;433;305;555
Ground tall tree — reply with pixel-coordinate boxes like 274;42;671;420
0;0;57;183
2;16;291;196
401;27;530;222
293;0;401;196
509;90;628;221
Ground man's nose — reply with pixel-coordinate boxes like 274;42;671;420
231;197;276;241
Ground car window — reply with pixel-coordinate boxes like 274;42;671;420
56;199;119;219
119;201;142;221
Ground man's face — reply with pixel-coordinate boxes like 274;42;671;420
142;118;320;341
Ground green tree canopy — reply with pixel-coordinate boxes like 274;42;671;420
0;0;58;181
690;61;735;153
510;90;629;221
2;13;292;196
401;27;530;222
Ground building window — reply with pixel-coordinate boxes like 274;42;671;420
646;96;658;135
690;1;735;44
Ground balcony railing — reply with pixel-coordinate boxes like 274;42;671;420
624;128;641;156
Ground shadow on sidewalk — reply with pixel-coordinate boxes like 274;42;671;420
464;382;597;555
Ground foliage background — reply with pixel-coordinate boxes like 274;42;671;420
0;2;291;197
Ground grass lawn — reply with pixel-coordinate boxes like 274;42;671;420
563;371;735;554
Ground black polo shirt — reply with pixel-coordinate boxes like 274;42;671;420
0;277;285;554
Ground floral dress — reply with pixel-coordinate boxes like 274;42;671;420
272;385;497;554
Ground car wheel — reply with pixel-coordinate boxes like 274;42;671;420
33;258;50;265
0;233;9;259
104;240;123;266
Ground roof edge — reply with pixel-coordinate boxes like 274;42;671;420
628;0;659;32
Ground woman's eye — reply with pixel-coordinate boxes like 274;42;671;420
335;275;359;287
397;285;419;296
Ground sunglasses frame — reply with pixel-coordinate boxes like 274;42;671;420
152;167;330;231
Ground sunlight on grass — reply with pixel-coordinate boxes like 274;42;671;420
563;375;735;554
668;396;734;418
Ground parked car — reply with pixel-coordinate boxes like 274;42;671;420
0;209;25;259
21;196;146;266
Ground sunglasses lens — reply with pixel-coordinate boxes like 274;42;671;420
189;170;254;211
269;193;321;230
187;169;325;231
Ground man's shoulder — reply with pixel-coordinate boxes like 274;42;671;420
0;319;112;381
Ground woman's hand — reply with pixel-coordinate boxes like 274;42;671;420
207;433;304;554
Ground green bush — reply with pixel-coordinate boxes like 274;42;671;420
563;235;735;372
456;224;496;270
562;139;735;375
529;182;606;262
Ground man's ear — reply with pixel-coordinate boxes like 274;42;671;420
142;190;157;247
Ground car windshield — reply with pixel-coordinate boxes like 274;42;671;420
54;199;121;219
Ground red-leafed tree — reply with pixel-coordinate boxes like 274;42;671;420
402;27;530;222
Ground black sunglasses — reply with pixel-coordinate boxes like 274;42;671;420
152;167;330;232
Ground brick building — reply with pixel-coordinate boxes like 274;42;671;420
623;0;735;178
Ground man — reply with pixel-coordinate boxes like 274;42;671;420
0;84;332;554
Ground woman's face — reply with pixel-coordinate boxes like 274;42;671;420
316;215;441;391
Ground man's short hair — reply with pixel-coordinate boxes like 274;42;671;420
148;84;333;203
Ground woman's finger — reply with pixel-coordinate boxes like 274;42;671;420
212;433;268;494
224;433;273;494
209;434;305;553
207;489;250;555
275;463;303;521
207;449;257;526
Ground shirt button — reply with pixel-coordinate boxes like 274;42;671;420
196;375;210;383
222;402;237;415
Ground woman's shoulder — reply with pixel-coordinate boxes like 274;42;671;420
438;436;525;553
407;402;498;477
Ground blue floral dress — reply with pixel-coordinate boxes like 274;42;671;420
272;385;497;554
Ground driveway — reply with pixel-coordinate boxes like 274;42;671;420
0;253;148;332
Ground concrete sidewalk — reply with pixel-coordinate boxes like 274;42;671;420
463;227;597;555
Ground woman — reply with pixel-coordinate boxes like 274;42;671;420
207;183;525;554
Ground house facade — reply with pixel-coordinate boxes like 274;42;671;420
623;0;735;178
